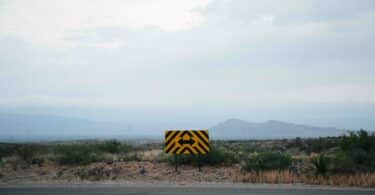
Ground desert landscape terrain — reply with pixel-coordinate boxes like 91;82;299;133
1;130;374;187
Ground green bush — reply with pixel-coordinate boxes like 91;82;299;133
52;140;133;165
97;140;132;154
310;153;330;177
57;145;104;165
303;138;340;154
340;130;374;152
98;140;121;153
167;146;236;166
331;151;354;173
199;147;227;165
0;144;17;160
15;144;39;164
221;150;240;165
242;153;262;173
242;152;292;173
338;130;375;172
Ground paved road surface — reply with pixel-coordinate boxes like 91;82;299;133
0;186;374;195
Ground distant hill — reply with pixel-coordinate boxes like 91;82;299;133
0;113;136;141
0;113;346;141
210;118;345;139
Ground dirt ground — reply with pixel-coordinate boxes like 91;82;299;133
0;161;242;184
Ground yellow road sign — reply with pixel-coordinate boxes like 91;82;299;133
164;130;209;154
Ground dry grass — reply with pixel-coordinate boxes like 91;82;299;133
2;159;375;187
234;170;299;184
234;170;375;187
301;173;375;187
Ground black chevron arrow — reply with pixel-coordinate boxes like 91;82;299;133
178;138;195;145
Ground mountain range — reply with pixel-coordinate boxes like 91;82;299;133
0;113;346;141
210;118;344;139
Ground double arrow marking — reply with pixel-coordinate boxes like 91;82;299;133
179;138;195;145
164;130;210;155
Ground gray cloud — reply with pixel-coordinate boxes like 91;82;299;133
0;0;375;129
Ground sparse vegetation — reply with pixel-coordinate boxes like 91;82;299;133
242;152;292;174
0;144;17;161
98;140;133;154
54;141;133;165
166;145;238;167
338;129;375;172
15;144;39;164
0;130;374;187
234;170;375;187
57;145;105;165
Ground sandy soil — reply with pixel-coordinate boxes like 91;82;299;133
0;161;241;184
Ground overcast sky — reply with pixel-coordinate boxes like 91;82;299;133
1;0;375;129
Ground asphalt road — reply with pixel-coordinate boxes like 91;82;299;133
0;186;374;195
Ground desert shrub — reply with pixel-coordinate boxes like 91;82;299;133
221;150;240;165
15;144;39;164
57;145;104;165
51;140;133;165
307;139;324;153
310;153;330;177
167;146;235;166
338;130;375;172
304;138;337;154
124;152;141;161
242;153;262;173
97;140;132;154
200;147;227;165
0;144;17;159
242;152;292;173
286;137;306;151
97;140;121;153
330;151;354;173
340;130;374;152
290;137;339;154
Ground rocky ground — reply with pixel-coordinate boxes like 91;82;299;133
0;160;242;184
2;160;374;187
